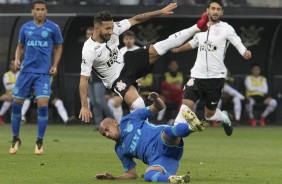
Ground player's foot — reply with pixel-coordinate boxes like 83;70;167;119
35;139;43;155
182;109;204;132
220;111;233;136
249;118;256;127
9;137;21;154
65;116;76;125
168;173;190;183
0;115;4;125
21;116;27;124
260;117;266;127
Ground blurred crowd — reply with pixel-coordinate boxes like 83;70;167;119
1;0;281;8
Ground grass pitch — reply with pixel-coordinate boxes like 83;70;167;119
0;123;281;184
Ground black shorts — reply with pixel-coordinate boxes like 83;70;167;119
112;47;152;99
249;95;268;103
184;78;225;110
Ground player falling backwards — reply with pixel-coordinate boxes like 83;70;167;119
79;3;210;123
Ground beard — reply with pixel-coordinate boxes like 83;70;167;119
99;33;111;42
209;14;221;23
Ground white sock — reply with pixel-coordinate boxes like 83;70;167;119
0;101;11;116
55;99;69;122
262;99;277;118
153;25;200;55
21;99;31;120
174;104;191;125
112;106;123;122
233;96;242;121
205;108;228;122
130;97;145;113
245;98;255;118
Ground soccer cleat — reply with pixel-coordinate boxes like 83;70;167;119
168;173;190;183
249;118;256;127
9;137;21;154
182;109;204;132
65;116;76;125
260;118;266;127
221;111;233;136
35;139;44;155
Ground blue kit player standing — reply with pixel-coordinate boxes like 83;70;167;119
10;0;63;155
95;92;204;183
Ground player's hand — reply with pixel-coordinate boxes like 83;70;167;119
160;3;177;15
49;66;57;75
197;12;210;32
243;50;252;60
95;173;114;180
148;92;159;101
14;59;21;70
79;106;92;123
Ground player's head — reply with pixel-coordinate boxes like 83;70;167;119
85;27;94;39
250;62;261;76
206;0;224;22
94;11;114;42
122;30;136;49
31;0;47;22
99;118;120;141
168;60;179;72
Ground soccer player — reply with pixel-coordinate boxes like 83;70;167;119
171;0;251;136
79;3;210;123
95;92;204;183
10;0;63;155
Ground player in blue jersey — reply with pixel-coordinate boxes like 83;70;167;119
9;0;63;155
95;92;204;183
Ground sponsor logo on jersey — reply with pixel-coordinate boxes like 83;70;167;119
27;40;48;47
106;48;119;67
199;41;217;52
130;129;141;154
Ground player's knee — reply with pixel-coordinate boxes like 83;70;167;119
269;99;277;108
130;97;145;113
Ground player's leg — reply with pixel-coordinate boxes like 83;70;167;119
10;72;33;154
204;79;233;136
149;13;209;64
34;73;51;155
21;99;31;124
0;101;11;124
260;97;277;126
52;98;69;124
245;97;256;126
232;96;242;122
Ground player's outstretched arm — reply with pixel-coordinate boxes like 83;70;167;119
95;167;138;180
148;92;165;114
171;42;193;53
128;3;177;26
79;75;92;123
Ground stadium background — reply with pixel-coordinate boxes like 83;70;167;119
0;2;282;124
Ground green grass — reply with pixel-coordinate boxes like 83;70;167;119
0;124;282;184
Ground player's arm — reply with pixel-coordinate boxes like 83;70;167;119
148;92;165;114
128;3;177;26
95;167;138;180
15;43;24;69
79;75;92;122
170;42;193;53
50;44;63;75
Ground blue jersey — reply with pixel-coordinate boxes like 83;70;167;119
115;107;171;172
18;19;63;74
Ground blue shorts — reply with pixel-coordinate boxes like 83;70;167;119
13;72;51;99
148;132;184;175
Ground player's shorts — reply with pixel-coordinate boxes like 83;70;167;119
148;132;184;175
184;78;225;110
112;46;152;99
248;95;268;104
12;72;51;99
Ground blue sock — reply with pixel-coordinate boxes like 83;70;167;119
144;170;171;182
164;123;191;139
37;106;48;139
11;102;23;137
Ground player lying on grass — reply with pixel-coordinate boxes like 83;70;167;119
95;92;204;183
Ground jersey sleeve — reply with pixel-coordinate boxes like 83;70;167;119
52;24;64;45
226;25;246;56
188;34;199;49
114;19;131;36
18;25;25;45
130;107;154;121
80;43;96;77
116;150;136;172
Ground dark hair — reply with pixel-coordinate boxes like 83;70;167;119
207;0;224;9
122;30;136;38
94;11;113;25
32;0;47;9
251;62;261;69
